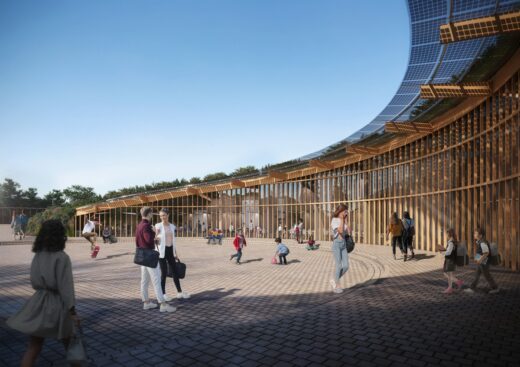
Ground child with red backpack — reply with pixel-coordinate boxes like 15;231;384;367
230;230;246;264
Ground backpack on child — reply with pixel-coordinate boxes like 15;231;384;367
489;242;501;266
456;242;469;266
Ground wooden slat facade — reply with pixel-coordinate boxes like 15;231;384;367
76;67;520;271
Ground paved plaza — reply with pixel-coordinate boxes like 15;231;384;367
1;233;520;367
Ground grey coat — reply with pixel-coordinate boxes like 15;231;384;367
7;251;76;339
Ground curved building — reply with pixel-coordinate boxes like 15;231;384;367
77;0;520;270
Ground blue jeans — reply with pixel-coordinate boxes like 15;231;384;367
230;248;242;263
332;238;349;283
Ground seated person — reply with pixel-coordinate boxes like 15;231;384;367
306;235;320;250
102;225;112;243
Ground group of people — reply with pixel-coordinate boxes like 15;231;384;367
438;227;500;294
386;211;416;261
10;210;28;240
5;203;502;366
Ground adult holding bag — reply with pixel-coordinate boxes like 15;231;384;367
6;220;84;367
330;203;352;294
135;207;176;313
155;208;190;301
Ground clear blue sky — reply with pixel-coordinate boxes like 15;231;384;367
0;0;409;196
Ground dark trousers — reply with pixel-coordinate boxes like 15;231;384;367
404;236;414;253
470;263;498;290
159;246;182;294
391;236;403;255
230;248;242;263
278;254;287;264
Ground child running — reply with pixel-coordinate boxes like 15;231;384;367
230;230;246;264
274;238;290;264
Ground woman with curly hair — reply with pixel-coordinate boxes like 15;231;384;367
6;219;81;367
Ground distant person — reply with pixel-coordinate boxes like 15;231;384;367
298;221;304;243
136;207;176;313
274;238;289;265
82;217;102;258
6;220;81;367
278;224;283;238
387;212;405;260
437;228;464;294
294;223;300;243
20;211;28;239
230;230;246;264
248;220;254;237
402;211;415;259
155;208;189;301
330;204;350;293
306;235;319;250
229;223;234;237
465;228;499;294
102;225;112;244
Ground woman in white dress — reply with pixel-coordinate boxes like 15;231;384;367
7;219;81;367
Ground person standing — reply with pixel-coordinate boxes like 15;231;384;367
20;211;28;239
230;230;246;264
464;228;500;294
387;212;405;261
6;220;81;367
136;207;176;312
330;204;351;293
155;208;190;301
402;211;415;259
437;228;464;294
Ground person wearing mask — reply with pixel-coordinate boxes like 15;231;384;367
136;207;176;312
155;208;190;301
330;204;351;293
6;220;81;367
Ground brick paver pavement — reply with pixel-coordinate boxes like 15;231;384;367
1;237;519;366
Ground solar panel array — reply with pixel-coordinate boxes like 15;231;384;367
300;0;519;162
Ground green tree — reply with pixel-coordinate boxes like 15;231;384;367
44;190;67;207
189;177;202;184
62;185;101;207
230;166;259;177
0;178;22;206
203;172;228;182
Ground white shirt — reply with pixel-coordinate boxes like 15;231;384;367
154;222;177;259
331;218;347;239
82;221;95;234
445;240;455;256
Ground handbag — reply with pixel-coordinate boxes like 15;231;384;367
134;247;160;268
345;235;355;253
66;325;87;364
168;259;187;279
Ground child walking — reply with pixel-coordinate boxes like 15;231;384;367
274;238;289;264
230;230;246;264
437;228;464;294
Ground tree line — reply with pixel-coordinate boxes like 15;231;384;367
0;165;260;209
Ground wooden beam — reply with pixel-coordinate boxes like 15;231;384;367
346;145;380;155
268;171;288;180
309;159;334;170
421;82;491;98
186;187;201;195
231;179;246;188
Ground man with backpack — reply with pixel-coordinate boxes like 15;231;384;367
402;211;415;259
464;227;499;294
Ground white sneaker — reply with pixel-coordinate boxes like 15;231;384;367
143;302;158;310
488;288;500;294
177;292;190;299
163;294;173;302
463;288;475;294
333;288;344;294
329;279;336;290
160;304;177;313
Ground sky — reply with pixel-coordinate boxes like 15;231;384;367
0;0;409;196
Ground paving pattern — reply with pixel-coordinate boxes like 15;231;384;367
1;236;519;367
